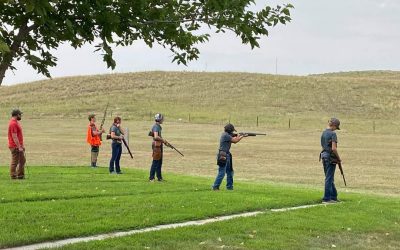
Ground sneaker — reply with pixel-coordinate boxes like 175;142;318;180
227;188;234;191
332;199;341;203
110;171;116;174
322;200;338;204
149;179;155;182
157;179;165;182
17;176;25;180
116;172;123;175
322;199;331;204
212;187;220;191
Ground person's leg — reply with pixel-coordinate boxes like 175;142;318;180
17;150;26;178
9;148;18;179
149;160;157;180
330;164;338;200
109;143;117;173
156;157;163;181
212;164;226;190
115;144;122;173
91;146;99;167
226;155;234;190
322;158;332;201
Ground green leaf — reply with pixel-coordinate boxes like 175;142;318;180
25;0;35;12
0;40;10;53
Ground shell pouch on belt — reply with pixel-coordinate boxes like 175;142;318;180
217;151;227;165
153;146;162;160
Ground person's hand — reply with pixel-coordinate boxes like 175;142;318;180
18;147;24;152
119;135;124;140
116;123;121;128
242;133;249;137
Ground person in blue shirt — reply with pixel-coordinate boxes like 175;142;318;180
149;113;169;182
212;123;247;191
320;118;342;203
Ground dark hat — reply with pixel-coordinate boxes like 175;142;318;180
11;109;23;117
224;123;236;133
329;118;341;130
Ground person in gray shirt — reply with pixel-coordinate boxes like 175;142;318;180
320;118;342;203
149;113;169;181
109;116;125;174
212;123;247;191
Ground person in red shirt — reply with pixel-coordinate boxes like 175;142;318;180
8;109;26;179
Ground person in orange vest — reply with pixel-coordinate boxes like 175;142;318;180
87;114;105;168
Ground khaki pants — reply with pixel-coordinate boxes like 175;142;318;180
9;148;26;179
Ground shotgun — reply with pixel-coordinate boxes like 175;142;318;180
122;138;133;159
233;132;266;137
338;162;347;186
99;102;109;141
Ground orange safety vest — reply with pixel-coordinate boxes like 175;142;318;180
87;124;102;146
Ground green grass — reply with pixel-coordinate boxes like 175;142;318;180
57;195;400;250
0;166;321;248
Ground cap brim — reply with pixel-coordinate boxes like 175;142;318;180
336;127;340;130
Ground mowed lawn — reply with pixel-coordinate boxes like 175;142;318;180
0;167;399;249
0;166;321;248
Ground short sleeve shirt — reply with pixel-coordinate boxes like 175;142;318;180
8;119;23;148
110;125;122;143
152;123;162;140
321;129;338;153
219;132;232;153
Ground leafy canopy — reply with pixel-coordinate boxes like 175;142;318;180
0;0;293;84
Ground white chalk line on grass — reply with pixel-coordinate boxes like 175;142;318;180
4;203;336;250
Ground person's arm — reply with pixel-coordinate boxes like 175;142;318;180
12;133;23;151
332;141;341;162
110;127;123;140
231;134;247;144
153;131;167;143
92;126;104;136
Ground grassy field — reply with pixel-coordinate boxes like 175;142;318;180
0;166;322;248
1;71;400;132
0;166;398;249
0;119;399;196
0;71;400;248
58;195;400;250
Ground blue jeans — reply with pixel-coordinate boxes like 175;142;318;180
322;157;338;201
149;158;163;180
212;153;233;190
109;143;122;173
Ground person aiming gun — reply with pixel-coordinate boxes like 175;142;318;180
86;114;105;168
212;123;248;191
148;113;168;182
320;118;344;203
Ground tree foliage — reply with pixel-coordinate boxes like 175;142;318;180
0;0;293;85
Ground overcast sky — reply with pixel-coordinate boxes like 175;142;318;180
3;0;400;85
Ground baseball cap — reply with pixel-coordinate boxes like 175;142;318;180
330;118;341;130
11;109;23;116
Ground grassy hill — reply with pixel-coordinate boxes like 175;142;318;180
1;71;400;131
